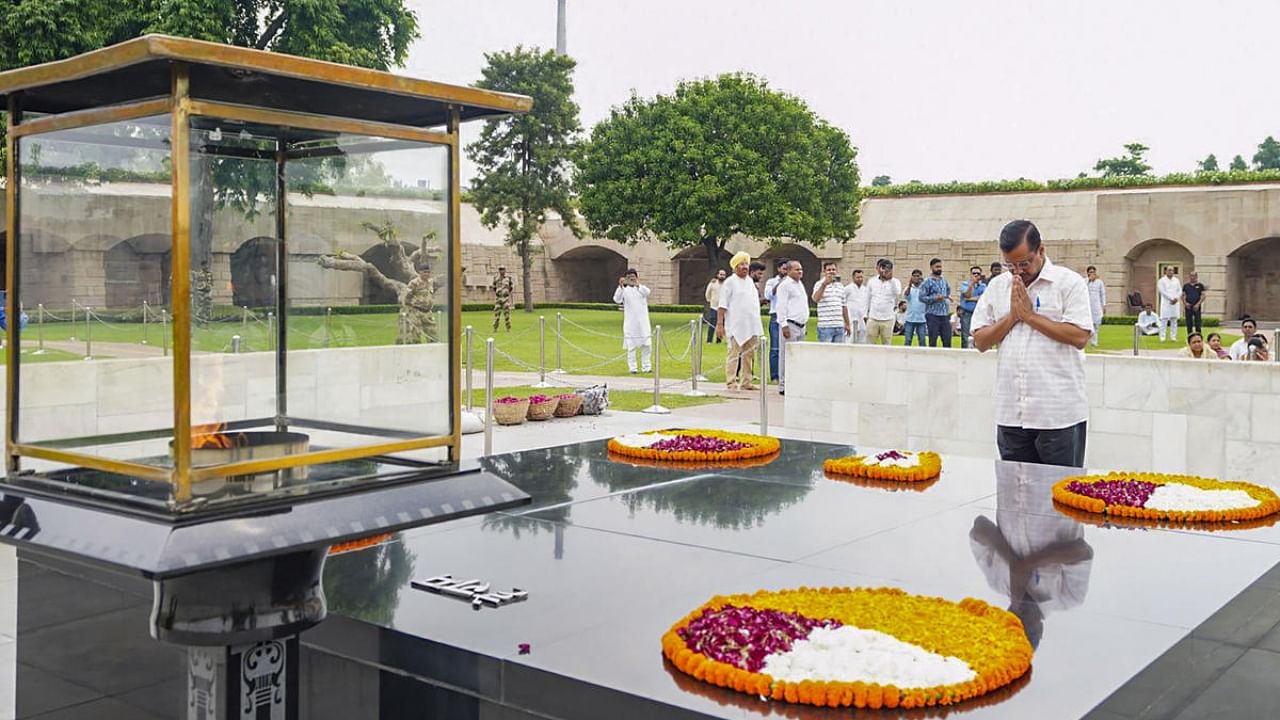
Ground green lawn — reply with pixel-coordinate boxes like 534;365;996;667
19;309;1238;375
465;385;725;413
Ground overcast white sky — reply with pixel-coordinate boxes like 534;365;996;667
403;0;1274;186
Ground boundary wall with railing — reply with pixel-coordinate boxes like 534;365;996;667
782;342;1280;485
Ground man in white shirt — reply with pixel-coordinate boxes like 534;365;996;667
973;220;1093;467
1085;266;1105;347
612;269;652;373
773;260;808;395
717;252;765;391
1156;265;1181;343
812;262;851;343
762;258;789;383
1135;304;1160;335
844;269;870;344
703;270;725;344
865;259;902;345
1229;317;1264;360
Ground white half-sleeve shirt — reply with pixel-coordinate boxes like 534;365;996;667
718;273;764;344
971;257;1093;430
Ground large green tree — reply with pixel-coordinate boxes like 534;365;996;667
1229;154;1249;171
1093;142;1152;177
0;0;420;170
576;73;860;274
1253;136;1280;170
1197;154;1219;172
466;47;582;312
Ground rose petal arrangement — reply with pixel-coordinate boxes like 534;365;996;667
824;450;942;483
1052;472;1280;523
608;429;780;463
663;587;1032;710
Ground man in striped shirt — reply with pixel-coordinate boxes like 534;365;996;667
812;262;851;343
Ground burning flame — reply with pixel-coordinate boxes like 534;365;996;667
192;422;234;449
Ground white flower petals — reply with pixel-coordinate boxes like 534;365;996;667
760;626;976;688
1145;484;1261;512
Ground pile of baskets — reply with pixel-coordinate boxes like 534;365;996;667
492;393;584;426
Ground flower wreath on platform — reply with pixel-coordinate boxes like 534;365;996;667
823;450;942;483
607;429;779;463
662;587;1032;710
1052;472;1280;524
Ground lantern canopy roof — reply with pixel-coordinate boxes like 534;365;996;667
0;34;531;127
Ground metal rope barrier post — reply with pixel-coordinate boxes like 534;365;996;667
1132;323;1140;356
324;308;333;348
231;335;242;354
161;309;169;356
69;299;77;341
242;306;249;337
533;315;552;388
553;312;564;374
267;312;276;351
142;301;150;345
759;335;769;434
1273;329;1279;362
464;325;474;410
694;317;708;381
484;337;495;456
84;306;92;360
34;304;45;355
685;319;705;397
643;325;671;414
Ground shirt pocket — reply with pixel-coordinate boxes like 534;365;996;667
1035;292;1064;322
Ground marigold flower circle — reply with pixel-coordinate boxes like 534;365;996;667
608;429;780;464
663;586;1033;710
823;450;942;483
1052;472;1280;524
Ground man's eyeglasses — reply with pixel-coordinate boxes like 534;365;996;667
1001;259;1036;271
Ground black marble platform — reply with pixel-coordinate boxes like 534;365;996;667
16;438;1280;718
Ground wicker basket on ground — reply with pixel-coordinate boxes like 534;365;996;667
553;393;583;417
526;395;559;421
492;397;530;425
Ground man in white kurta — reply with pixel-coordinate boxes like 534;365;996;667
1156;266;1181;343
717;252;764;390
973;220;1093;467
1085;266;1105;347
613;269;652;373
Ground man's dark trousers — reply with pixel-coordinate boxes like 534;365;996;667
1185;307;1202;335
997;422;1087;467
926;314;952;347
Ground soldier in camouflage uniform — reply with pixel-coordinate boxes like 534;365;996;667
399;264;439;344
492;266;514;331
192;262;214;326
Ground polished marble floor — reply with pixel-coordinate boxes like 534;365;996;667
305;440;1280;719
12;438;1280;718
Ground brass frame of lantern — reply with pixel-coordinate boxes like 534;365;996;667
1;37;520;505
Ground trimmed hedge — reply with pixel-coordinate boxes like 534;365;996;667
863;170;1280;199
1102;315;1220;327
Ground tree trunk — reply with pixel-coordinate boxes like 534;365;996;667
520;238;535;312
702;235;725;276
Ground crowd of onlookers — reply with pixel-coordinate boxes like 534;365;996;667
695;256;1271;393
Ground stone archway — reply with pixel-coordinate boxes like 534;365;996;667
358;242;418;305
549;245;628;302
104;236;171;309
230;237;278;308
673;245;732;305
759;244;822;298
1124;239;1194;311
1227;237;1280;321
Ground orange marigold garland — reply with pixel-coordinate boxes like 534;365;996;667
608;429;780;463
823;450;942;483
1052;472;1280;524
662;587;1032;710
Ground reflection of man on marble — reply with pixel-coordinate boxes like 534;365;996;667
970;461;1093;648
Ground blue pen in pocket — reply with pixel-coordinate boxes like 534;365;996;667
1034;296;1040;313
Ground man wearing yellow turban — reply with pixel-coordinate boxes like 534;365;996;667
717;252;764;390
